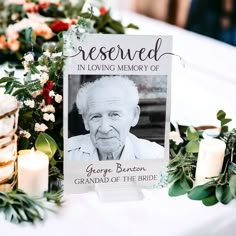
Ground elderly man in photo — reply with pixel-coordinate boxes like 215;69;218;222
68;76;164;161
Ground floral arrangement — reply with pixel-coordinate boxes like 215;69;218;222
0;0;138;224
168;110;236;206
0;0;138;65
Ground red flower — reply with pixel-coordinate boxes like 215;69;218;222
47;80;54;90
41;81;54;104
41;88;52;105
99;7;107;16
50;20;70;33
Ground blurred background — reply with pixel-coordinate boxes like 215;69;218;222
110;0;236;46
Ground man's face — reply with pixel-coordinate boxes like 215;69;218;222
83;86;139;154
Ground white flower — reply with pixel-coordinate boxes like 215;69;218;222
20;130;31;139
43;113;55;122
34;123;48;132
43;51;51;57
41;105;55;113
170;131;183;145
24;100;35;108
51;52;62;58
49;90;55;97
36;65;48;72
22;61;30;72
24;53;34;63
40;72;49;86
55;94;62;103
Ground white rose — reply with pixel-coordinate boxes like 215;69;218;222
24;100;35;108
49;90;55;97
40;72;49;86
34;123;48;132
43;113;55;122
24;53;34;63
41;105;55;113
55;94;62;103
170;131;183;145
20;130;31;139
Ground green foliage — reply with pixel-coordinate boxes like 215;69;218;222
188;184;215;200
35;133;58;160
186;126;199;140
0;189;63;224
0;0;138;66
217;110;232;135
168;110;236;206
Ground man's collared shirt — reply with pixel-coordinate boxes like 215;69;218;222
68;133;164;161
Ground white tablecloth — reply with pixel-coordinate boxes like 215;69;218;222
1;188;236;236
1;11;236;236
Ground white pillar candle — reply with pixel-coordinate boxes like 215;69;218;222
195;138;226;185
18;149;49;197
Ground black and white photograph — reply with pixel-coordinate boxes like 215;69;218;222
67;74;167;161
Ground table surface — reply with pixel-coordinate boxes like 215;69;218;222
1;188;236;236
1;11;236;235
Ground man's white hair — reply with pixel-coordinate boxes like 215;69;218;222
76;76;139;115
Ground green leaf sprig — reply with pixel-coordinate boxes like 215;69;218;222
0;189;63;224
168;110;236;206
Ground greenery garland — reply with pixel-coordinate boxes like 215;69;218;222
168;110;236;206
0;189;63;224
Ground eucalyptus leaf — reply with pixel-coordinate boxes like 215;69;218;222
221;126;229;133
25;27;33;42
215;185;234;204
188;184;215;200
4;82;14;94
229;175;236;198
168;178;188;196
29;63;40;74
202;194;218;206
168;169;182;183
221;118;232;126
0;189;63;223
185;139;199;153
180;174;193;191
126;23;139;29
35;133;57;159
12;88;28;96
217;110;226;120
0;77;15;84
229;162;236;174
186;126;199;140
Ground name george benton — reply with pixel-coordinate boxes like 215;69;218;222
86;163;147;177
